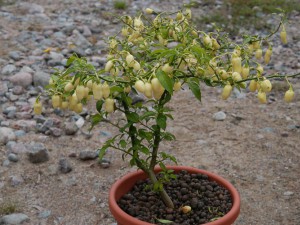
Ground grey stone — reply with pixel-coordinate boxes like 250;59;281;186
6;93;19;102
10;175;24;186
9;72;32;88
65;122;79;135
72;30;92;49
3;106;17;115
8;142;27;154
27;142;49;163
37;118;54;133
20;66;34;74
49;52;64;61
0;82;8;96
8;153;19;162
58;158;73;173
261;127;274;133
13;120;36;132
82;25;92;37
47;165;57;175
14;130;26;137
9;51;21;61
213;111;227;121
0;127;16;145
65;176;77;186
15;112;31;120
6;141;17;150
79;151;97;160
1;64;17;75
2;159;10;167
34;115;47;124
99;158;111;169
19;2;44;14
12;86;24;95
49;127;62;137
99;131;112;137
33;71;50;87
233;89;246;99
37;210;51;219
0;213;29;224
283;191;294;196
0;121;10;127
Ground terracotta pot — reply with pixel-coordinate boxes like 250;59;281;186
109;166;240;225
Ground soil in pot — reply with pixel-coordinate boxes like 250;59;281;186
118;170;232;225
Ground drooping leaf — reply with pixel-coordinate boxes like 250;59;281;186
159;162;167;170
188;78;201;101
96;100;104;113
156;69;174;94
98;147;106;161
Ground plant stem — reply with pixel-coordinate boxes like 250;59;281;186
121;99;148;172
148;169;174;209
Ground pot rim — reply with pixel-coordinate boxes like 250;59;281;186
109;166;240;225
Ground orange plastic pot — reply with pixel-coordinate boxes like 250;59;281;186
109;166;240;225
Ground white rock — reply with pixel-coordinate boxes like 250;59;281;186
284;191;294;196
75;117;85;129
213;111;226;121
0;213;29;224
0;127;16;145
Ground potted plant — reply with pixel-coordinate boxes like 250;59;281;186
34;7;298;225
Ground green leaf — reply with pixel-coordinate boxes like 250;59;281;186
62;67;75;76
159;162;167;170
160;91;172;105
165;114;174;120
110;85;124;94
139;129;153;141
98;147;106;161
162;132;176;141
129;158;136;166
140;111;156;120
126;112;140;123
153;181;163;192
96;100;104;113
188;78;201;101
156;69;174;94
157;114;167;130
66;55;77;66
140;146;150;155
190;45;205;58
90;114;103;128
119;140;127;149
157;219;173;224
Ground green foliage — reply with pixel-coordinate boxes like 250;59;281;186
0;200;19;216
113;0;127;10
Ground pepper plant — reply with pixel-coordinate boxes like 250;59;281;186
35;8;299;209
